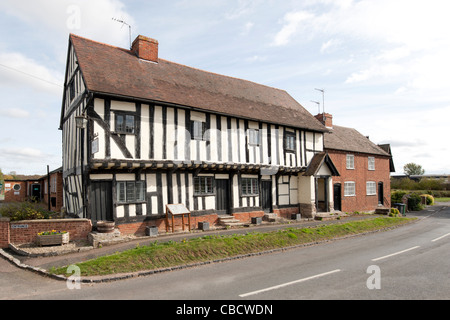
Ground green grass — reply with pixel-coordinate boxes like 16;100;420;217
435;197;450;202
50;217;415;277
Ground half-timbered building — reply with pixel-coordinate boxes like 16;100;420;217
60;34;339;233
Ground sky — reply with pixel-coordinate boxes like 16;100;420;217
1;0;449;176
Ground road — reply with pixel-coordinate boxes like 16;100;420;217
1;206;449;301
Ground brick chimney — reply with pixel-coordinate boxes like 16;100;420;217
315;113;333;129
131;35;158;63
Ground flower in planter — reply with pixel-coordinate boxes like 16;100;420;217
38;230;68;236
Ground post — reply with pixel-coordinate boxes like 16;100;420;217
47;165;50;211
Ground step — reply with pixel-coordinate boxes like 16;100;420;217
218;215;245;227
263;213;278;222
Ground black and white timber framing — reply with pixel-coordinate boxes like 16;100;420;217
60;36;337;225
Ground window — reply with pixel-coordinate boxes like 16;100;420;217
117;181;145;203
241;178;259;196
366;181;377;196
368;157;375;170
69;79;76;101
248;129;260;146
194;176;214;195
346;154;355;169
51;176;57;193
191;121;206;141
344;181;356;196
115;113;135;134
285;132;296;152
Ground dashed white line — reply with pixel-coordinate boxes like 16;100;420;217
371;246;420;262
432;232;450;242
239;269;341;298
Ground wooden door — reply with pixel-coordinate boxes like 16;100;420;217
215;179;230;215
90;181;113;223
333;183;342;211
261;180;272;213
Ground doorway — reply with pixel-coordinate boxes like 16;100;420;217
31;184;41;201
90;181;113;223
315;177;329;212
333;183;342;211
260;180;273;213
378;182;384;206
215;179;231;215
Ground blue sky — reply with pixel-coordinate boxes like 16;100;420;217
1;0;449;175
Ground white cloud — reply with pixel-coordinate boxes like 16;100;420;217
320;39;341;54
272;11;314;46
0;108;30;119
241;22;254;35
0;52;63;94
0;0;135;48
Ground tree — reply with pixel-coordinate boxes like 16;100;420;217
403;163;425;176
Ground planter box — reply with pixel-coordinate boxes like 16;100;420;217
198;221;210;231
145;226;158;237
251;217;262;225
36;232;69;246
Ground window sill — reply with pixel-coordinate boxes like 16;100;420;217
117;200;146;205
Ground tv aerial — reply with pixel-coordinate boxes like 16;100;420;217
112;18;132;49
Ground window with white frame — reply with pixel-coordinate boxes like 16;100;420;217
346;154;355;169
51;176;57;193
117;181;145;203
366;181;377;196
248;129;260;146
191;120;206;141
368;157;375;170
285;132;296;152
344;181;356;196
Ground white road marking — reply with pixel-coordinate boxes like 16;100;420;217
371;246;420;262
239;269;341;298
432;232;450;242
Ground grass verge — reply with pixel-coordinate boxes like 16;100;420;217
50;217;415;277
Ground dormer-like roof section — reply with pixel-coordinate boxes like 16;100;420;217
69;34;327;132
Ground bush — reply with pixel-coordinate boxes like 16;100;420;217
407;194;424;211
420;194;434;205
0;202;53;221
391;190;407;203
389;208;400;217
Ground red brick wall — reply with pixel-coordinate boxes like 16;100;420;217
8;219;92;245
0;218;10;248
4;181;29;202
328;150;391;213
41;172;64;212
273;206;299;219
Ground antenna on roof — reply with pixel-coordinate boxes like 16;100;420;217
112;17;132;49
315;88;325;114
311;100;320;114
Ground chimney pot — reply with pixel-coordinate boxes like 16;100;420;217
131;35;158;63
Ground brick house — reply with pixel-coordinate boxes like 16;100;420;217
3;179;42;203
2;168;63;212
315;113;394;213
39;167;64;212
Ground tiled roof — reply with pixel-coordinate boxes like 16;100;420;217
70;34;327;132
324;125;390;156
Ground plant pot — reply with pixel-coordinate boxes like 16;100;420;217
36;232;69;246
97;221;115;233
